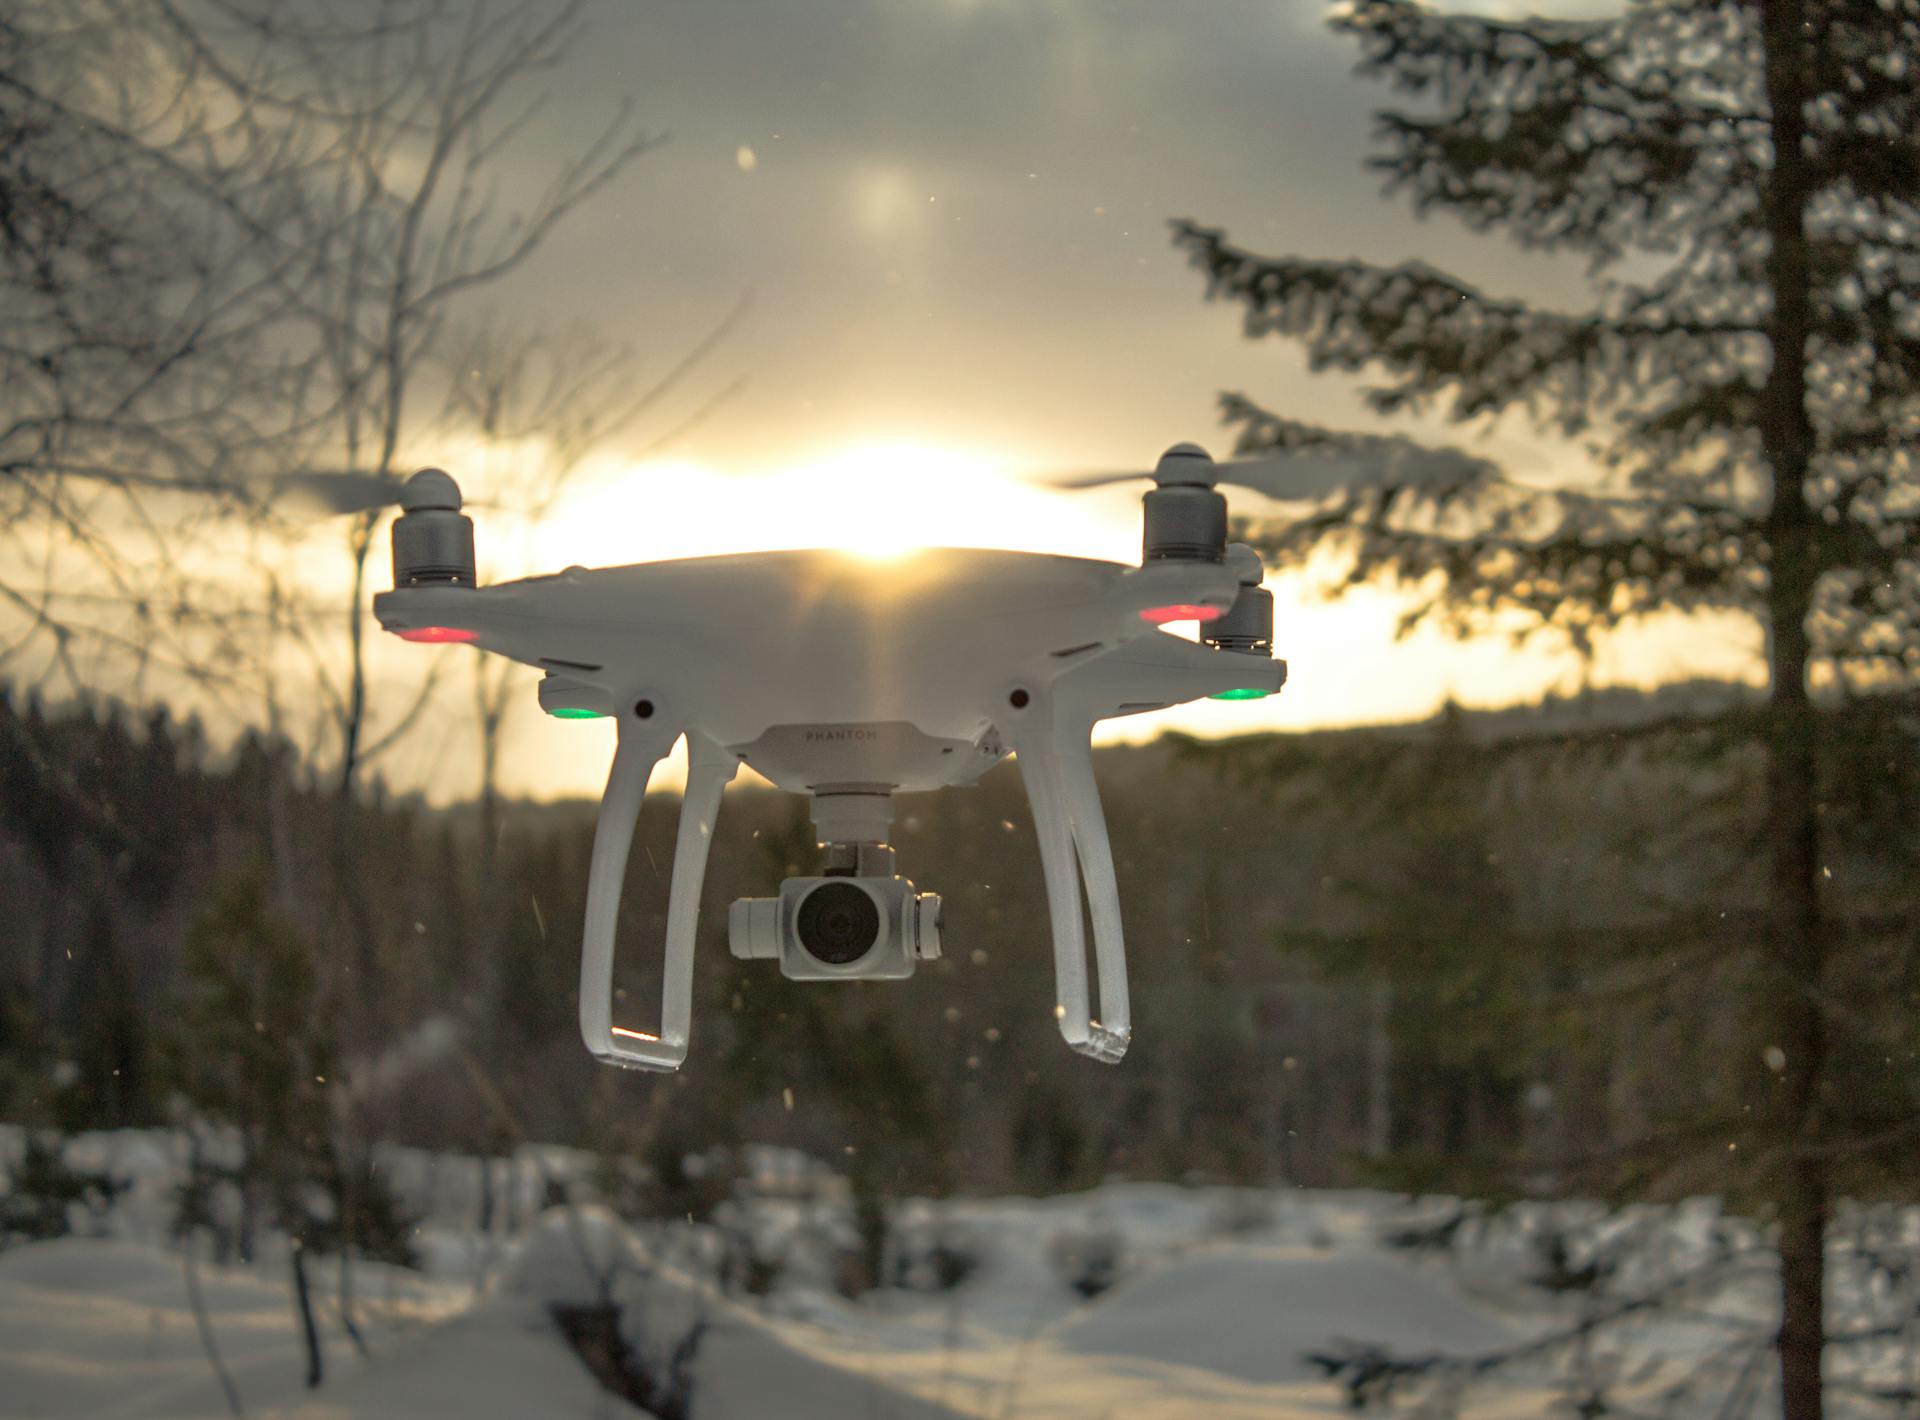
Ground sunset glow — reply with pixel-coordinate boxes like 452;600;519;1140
531;439;1138;571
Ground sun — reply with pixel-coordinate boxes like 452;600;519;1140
528;438;1139;573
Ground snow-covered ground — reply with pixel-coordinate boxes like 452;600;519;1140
3;1127;1910;1419
0;1235;608;1420
693;1186;1524;1418
0;1184;1519;1420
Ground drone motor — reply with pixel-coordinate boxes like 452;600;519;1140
1204;543;1275;655
390;467;476;587
1141;442;1228;564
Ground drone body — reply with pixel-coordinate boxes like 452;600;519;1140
373;446;1286;1072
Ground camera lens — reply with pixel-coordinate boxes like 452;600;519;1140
796;881;882;965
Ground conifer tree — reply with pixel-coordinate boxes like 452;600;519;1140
1286;706;1535;1193
173;873;338;1388
1173;4;1919;1416
60;906;150;1131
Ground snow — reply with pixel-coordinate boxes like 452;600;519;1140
649;1186;1526;1419
267;1293;633;1420
0;1237;486;1420
8;1127;1887;1419
0;1170;1477;1419
508;1206;971;1420
1054;1247;1513;1385
0;1191;973;1420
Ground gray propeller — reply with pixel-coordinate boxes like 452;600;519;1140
1054;438;1495;501
270;468;496;517
269;469;408;516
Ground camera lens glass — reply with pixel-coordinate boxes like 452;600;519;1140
796;881;881;965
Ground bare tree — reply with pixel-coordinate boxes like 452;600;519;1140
0;0;321;697
248;1;661;799
227;0;729;1349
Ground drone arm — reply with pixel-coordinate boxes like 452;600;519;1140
579;722;737;1072
1007;692;1131;1064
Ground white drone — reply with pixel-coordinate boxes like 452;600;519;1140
370;442;1314;1073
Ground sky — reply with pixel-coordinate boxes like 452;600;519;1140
363;0;1758;802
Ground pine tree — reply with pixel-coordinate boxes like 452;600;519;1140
1285;706;1539;1193
1173;5;1920;1416
59;906;150;1131
172;873;338;1388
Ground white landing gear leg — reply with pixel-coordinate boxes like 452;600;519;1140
1003;688;1132;1063
578;715;738;1072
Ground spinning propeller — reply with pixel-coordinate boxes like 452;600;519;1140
271;469;415;516
1055;435;1492;503
270;467;501;519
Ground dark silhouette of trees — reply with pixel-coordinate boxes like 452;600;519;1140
1172;4;1920;1415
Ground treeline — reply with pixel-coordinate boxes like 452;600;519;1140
2;681;1915;1207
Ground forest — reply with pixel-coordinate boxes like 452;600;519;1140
7;674;1914;1209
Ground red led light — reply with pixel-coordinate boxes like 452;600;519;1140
1139;603;1224;626
395;625;478;644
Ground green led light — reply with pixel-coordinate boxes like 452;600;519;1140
1210;687;1272;702
549;706;607;720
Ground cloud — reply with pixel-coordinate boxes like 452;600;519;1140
489;0;1584;474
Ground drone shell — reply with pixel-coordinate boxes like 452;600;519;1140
376;547;1274;790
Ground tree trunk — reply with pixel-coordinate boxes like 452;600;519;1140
182;1233;245;1417
1366;978;1393;1159
237;1148;258;1265
334;1114;369;1358
337;515;375;800
289;1240;324;1389
477;665;507;869
1758;4;1827;1418
36;883;67;1019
